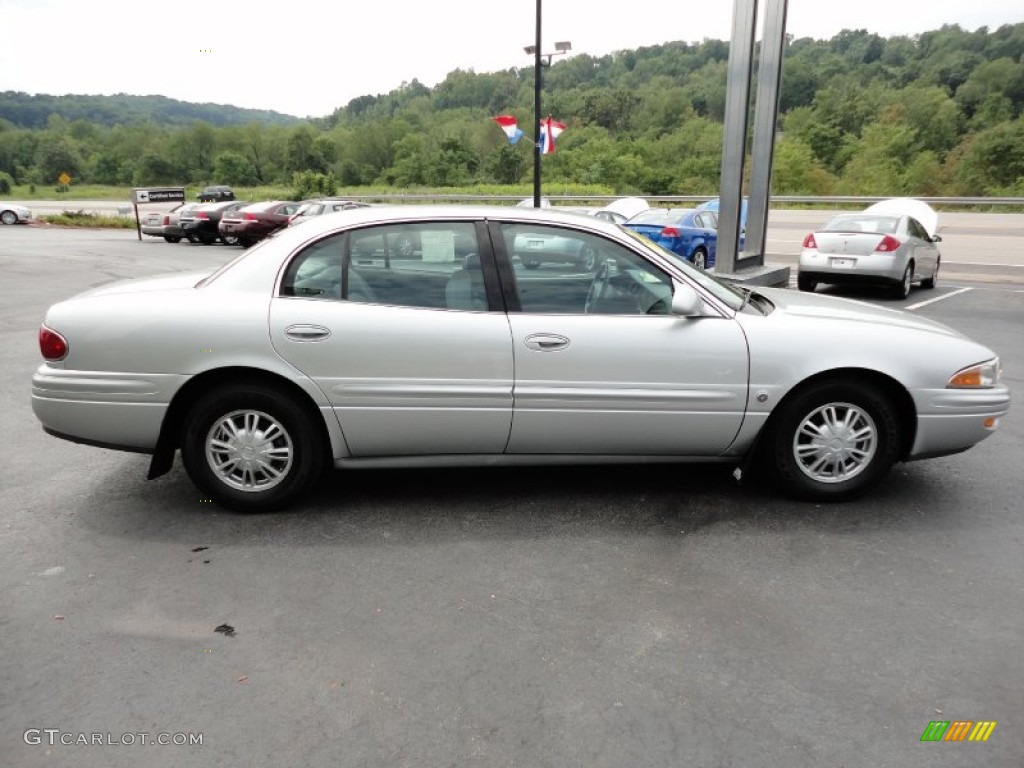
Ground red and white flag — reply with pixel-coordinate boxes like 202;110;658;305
492;115;524;144
539;116;566;154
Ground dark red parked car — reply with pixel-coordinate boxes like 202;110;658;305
218;200;302;247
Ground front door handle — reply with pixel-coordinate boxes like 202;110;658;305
524;333;570;352
284;324;331;342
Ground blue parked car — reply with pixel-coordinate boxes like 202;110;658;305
696;197;748;230
623;208;721;269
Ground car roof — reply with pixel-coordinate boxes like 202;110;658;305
260;204;628;246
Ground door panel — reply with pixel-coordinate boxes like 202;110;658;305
493;221;749;456
270;221;514;457
272;301;514;456
506;314;748;455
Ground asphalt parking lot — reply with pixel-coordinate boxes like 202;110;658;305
2;225;1022;767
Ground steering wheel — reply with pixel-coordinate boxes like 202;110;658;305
584;260;612;314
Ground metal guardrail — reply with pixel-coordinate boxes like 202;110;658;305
338;194;1024;208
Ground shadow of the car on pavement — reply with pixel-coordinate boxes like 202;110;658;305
70;456;972;547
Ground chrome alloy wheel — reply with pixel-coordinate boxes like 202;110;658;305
792;402;878;484
205;409;293;492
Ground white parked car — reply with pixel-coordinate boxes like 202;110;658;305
798;199;942;298
32;206;1010;512
1;203;32;225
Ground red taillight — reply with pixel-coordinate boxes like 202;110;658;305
802;233;817;249
875;234;901;252
39;326;68;360
162;215;170;225
660;227;681;238
196;211;209;220
243;212;259;220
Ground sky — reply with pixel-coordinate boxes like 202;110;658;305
0;0;1020;118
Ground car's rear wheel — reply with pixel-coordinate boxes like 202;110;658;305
163;235;181;243
892;263;913;299
239;238;256;248
181;384;325;512
692;248;708;270
920;258;939;289
1;210;18;225
767;379;901;501
220;235;240;246
797;273;817;292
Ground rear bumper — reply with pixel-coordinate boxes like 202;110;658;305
799;251;906;283
908;386;1011;459
32;366;188;452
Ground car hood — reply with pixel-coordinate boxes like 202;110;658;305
68;271;212;301
754;286;967;339
864;198;939;237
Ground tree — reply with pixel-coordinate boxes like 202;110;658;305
212;151;258;186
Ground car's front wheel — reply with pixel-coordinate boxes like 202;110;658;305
1;210;18;225
692;247;708;270
181;384;325;512
767;379;901;501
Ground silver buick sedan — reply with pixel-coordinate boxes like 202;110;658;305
32;206;1010;512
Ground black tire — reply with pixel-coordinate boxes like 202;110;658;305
220;234;240;246
892;263;913;299
692;248;708;270
1;210;18;225
186;233;199;244
523;260;541;270
163;235;181;243
797;273;817;292
239;238;256;248
767;379;901;502
920;258;939;289
180;384;325;512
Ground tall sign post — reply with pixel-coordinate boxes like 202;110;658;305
715;0;790;286
132;187;186;241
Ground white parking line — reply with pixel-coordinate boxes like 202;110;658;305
904;287;973;310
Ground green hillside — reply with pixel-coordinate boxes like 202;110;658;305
1;23;1022;197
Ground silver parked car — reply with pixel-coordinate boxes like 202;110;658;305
797;199;942;298
1;202;32;225
32;206;1009;512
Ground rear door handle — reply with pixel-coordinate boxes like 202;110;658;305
524;333;570;351
284;324;331;342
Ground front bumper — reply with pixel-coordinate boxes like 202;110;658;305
32;366;188;452
908;385;1011;459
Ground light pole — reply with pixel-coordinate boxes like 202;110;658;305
524;4;570;209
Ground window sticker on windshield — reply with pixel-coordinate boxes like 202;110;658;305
421;230;456;262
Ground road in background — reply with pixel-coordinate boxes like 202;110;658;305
15;200;1024;284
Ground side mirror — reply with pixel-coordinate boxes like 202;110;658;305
931;234;942;242
671;280;703;316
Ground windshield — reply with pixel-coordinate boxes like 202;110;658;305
821;214;900;234
618;225;745;310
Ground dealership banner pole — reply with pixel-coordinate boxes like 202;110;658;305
716;0;758;275
744;0;788;264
